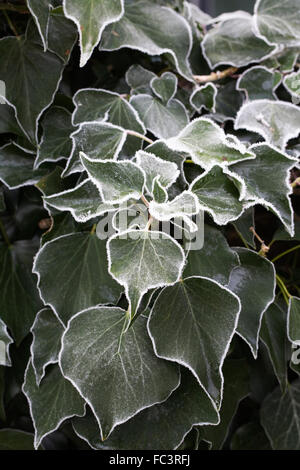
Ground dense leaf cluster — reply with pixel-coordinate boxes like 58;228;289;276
0;0;300;451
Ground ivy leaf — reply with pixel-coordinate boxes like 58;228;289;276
261;380;300;449
202;13;276;68
237;66;281;101
190;83;217;113
130;94;188;140
126;64;156;96
203;359;249;450
0;144;48;190
60;306;180;440
46;6;78;62
228;248;276;358
23;361;85;449
149;191;200;232
288;296;300;344
34;107;74;169
80;154;145;204
283;70;300;102
231;143;297;235
108;230;185;316
166;118;255;171
63;0;124;67
254;0;300;48
233;208;256;248
0;318;13;367
148;276;241;403
31;308;65;385
0;34;64;143
136;150;180;195
73;368;219;450
27;0;51;50
150;72;178;105
152;177;168;203
44;179;116;223
0;239;43;345
190;166;247;225
63;122;127;176
100;0;193;81
33;232;122;325
183;225;239;285
235;100;300;150
260;302;288;392
72;88;145;158
0;429;36;451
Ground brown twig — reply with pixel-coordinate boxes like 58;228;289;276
250;226;270;257
193;66;238;84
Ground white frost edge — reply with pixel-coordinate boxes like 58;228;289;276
58;305;182;442
147;275;242;409
107;229;186;317
27;0;50;51
0;318;13;367
62;0;125;68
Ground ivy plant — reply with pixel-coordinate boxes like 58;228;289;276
0;0;300;451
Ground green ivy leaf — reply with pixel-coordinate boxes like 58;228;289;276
260;302;288;392
100;0;193;81
60;306;180;440
23;361;85;449
202;13;276;68
166;118;255;170
0;34;64;143
231;144;297;235
33;232;122;324
288;296;300;344
237;66;281;101
81;154;145;204
148;276;241;403
283;70;300;102
108;230;185;316
254;0;300;48
31;308;65;385
63;0;124;67
183;225;239;285
130;94;188;140
0;239;43;345
34;107;74;169
126;64;156;96
261;379;300;449
0;429;36;450
27;0;51;50
73;368;219;450
150;72;178;105
235;100;300;150
228;248;276;358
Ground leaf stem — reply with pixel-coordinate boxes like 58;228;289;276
90;224;97;235
0;218;10;246
272;244;300;263
193;67;238;84
291;177;300;189
276;274;291;305
250;226;270;257
126;130;154;145
3;10;20;38
140;194;150;208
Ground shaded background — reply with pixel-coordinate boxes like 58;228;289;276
190;0;256;15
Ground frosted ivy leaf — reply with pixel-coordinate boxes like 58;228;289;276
125;64;156;96
63;0;124;67
135;150;179;195
254;0;300;48
283;71;300;105
166;118;255;171
235;100;300;150
202;12;276;68
190;83;217;113
99;0;193;81
149;191;200;233
150;72;178;105
237;66;281;101
80;153;145;204
107;230;185;316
